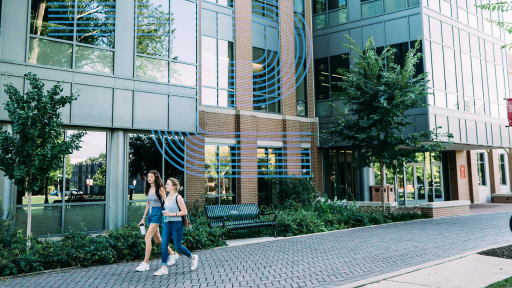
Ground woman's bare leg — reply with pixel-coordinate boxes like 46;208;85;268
144;224;160;264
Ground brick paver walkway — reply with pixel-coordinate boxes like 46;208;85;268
3;211;512;288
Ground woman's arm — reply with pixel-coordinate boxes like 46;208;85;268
173;195;188;217
139;200;149;225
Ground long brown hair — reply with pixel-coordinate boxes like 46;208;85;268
144;170;166;204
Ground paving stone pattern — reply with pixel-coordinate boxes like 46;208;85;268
3;212;512;288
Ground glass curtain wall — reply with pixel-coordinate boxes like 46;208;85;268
127;134;185;224
252;0;279;20
361;0;418;19
28;0;116;73
201;35;234;107
457;0;479;30
253;47;281;113
314;54;349;116
313;0;347;29
205;145;237;205
15;130;108;235
135;0;197;86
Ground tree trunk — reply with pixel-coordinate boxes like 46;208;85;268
380;156;386;214
44;177;49;204
27;191;32;250
28;1;47;64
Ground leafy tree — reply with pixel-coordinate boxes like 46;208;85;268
320;36;452;211
476;1;511;50
0;73;85;245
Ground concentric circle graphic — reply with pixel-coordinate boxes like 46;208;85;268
152;3;314;178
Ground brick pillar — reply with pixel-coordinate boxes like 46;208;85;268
467;150;480;203
304;0;315;118
448;150;470;201
184;134;205;207
279;0;296;117
237;114;258;204
234;0;253;112
488;149;501;195
283;119;301;176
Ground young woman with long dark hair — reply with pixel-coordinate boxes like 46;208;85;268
153;177;198;276
135;170;178;272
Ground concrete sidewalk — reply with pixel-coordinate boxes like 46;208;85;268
359;254;512;288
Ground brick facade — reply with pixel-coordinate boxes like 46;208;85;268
420;206;470;218
184;0;321;206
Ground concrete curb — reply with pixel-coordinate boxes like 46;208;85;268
333;242;512;288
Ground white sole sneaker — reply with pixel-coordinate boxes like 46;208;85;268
135;262;150;272
167;255;176;266
190;255;199;271
154;267;168;276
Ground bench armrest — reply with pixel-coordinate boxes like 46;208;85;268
259;212;277;222
206;215;227;227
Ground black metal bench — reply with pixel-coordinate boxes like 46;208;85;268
205;204;277;239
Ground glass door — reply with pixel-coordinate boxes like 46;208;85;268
432;163;444;201
404;163;427;204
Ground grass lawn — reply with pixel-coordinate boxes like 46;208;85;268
487;276;512;288
21;195;62;205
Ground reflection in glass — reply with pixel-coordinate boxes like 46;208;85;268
433;165;442;199
406;165;414;201
477;152;486;186
416;166;425;200
443;47;457;94
490;103;499;118
475;99;485;115
487;62;497;102
128;202;147;224
465;98;475;113
408;0;419;5
171;0;197;63
170;63;196;86
136;0;170;58
468;13;478;29
258;148;281;206
431;43;445;91
76;0;116;49
328;0;346;10
252;0;265;17
440;0;451;17
16;206;62;235
384;0;406;13
202;36;217;87
219;40;234;89
136;56;169;82
434;91;446;108
202;87;217;106
297;101;307;116
315;58;330;100
461;53;473;97
316;101;331;116
294;0;305;13
328;9;348;26
205;145;236;205
66;130;107;203
313;0;326;13
64;204;105;232
446;93;458;110
218;90;229;107
362;0;383;18
313;14;326;30
296;57;307;101
75;45;114;74
458;8;468;25
29;38;72;68
499;154;507;185
30;0;75;41
471;57;483;99
266;4;279;20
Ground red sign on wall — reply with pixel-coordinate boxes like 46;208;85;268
460;165;466;179
507;99;512;126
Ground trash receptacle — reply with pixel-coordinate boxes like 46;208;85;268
371;185;395;202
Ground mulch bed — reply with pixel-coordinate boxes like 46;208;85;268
479;244;512;260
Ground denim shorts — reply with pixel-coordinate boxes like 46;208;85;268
147;206;163;226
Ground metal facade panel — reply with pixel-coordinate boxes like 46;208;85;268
448;117;461;142
42;80;71;124
113;89;133;128
71;84;113;126
329;31;350;56
415;114;428;133
362;23;385;47
133;92;168;130
202;9;217;38
169;96;196;131
409;14;422;41
349;28;363;50
467;120;477;144
384;17;409;45
266;27;280;51
115;0;135;78
502;126;510;147
313;35;329;58
460;119;467;143
2;0;27;62
0;76;24;120
486;123;493;145
252;23;266;49
347;0;361;22
492;124;501;147
476;121;487;145
437;115;449;141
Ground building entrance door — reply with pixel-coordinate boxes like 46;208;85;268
324;149;355;200
405;163;427;204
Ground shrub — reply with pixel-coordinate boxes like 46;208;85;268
274;177;319;208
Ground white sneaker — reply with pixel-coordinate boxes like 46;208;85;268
154;267;168;276
174;253;180;260
190;255;199;271
167;254;176;266
135;261;150;272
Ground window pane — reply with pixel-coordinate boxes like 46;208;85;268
28;38;72;68
497;66;506;103
16;206;62;235
202;87;217;106
458;8;468;25
487;62;497;102
76;0;116;49
267;52;280;96
490;103;499;117
171;0;197;63
328;9;348;26
202;36;217;87
328;0;346;10
447;93;458;110
66;130;107;203
266;4;279;20
313;14;326;30
218;90;229;107
408;0;419;6
330;54;348;93
499;154;507;185
267;96;280;113
500;105;507;119
294;0;305;13
252;0;265;16
127;202;147;224
219;146;236;196
136;56;169;82
440;0;451;17
64;204;105;232
253;47;266;93
434;90;446;108
384;0;406;13
475;99;485;115
313;0;327;13
362;0;383;18
297;101;307;116
389;43;409;68
205;145;219;196
431;43;445;91
30;0;75;41
461;53;473;97
468;13;478;29
218;40;233;89
75;45;114;74
170;62;196;86
315;57;330;100
429;0;440;11
136;0;170;58
471;57;483;99
444;47;457;94
296;57;307;100
465;97;475;113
